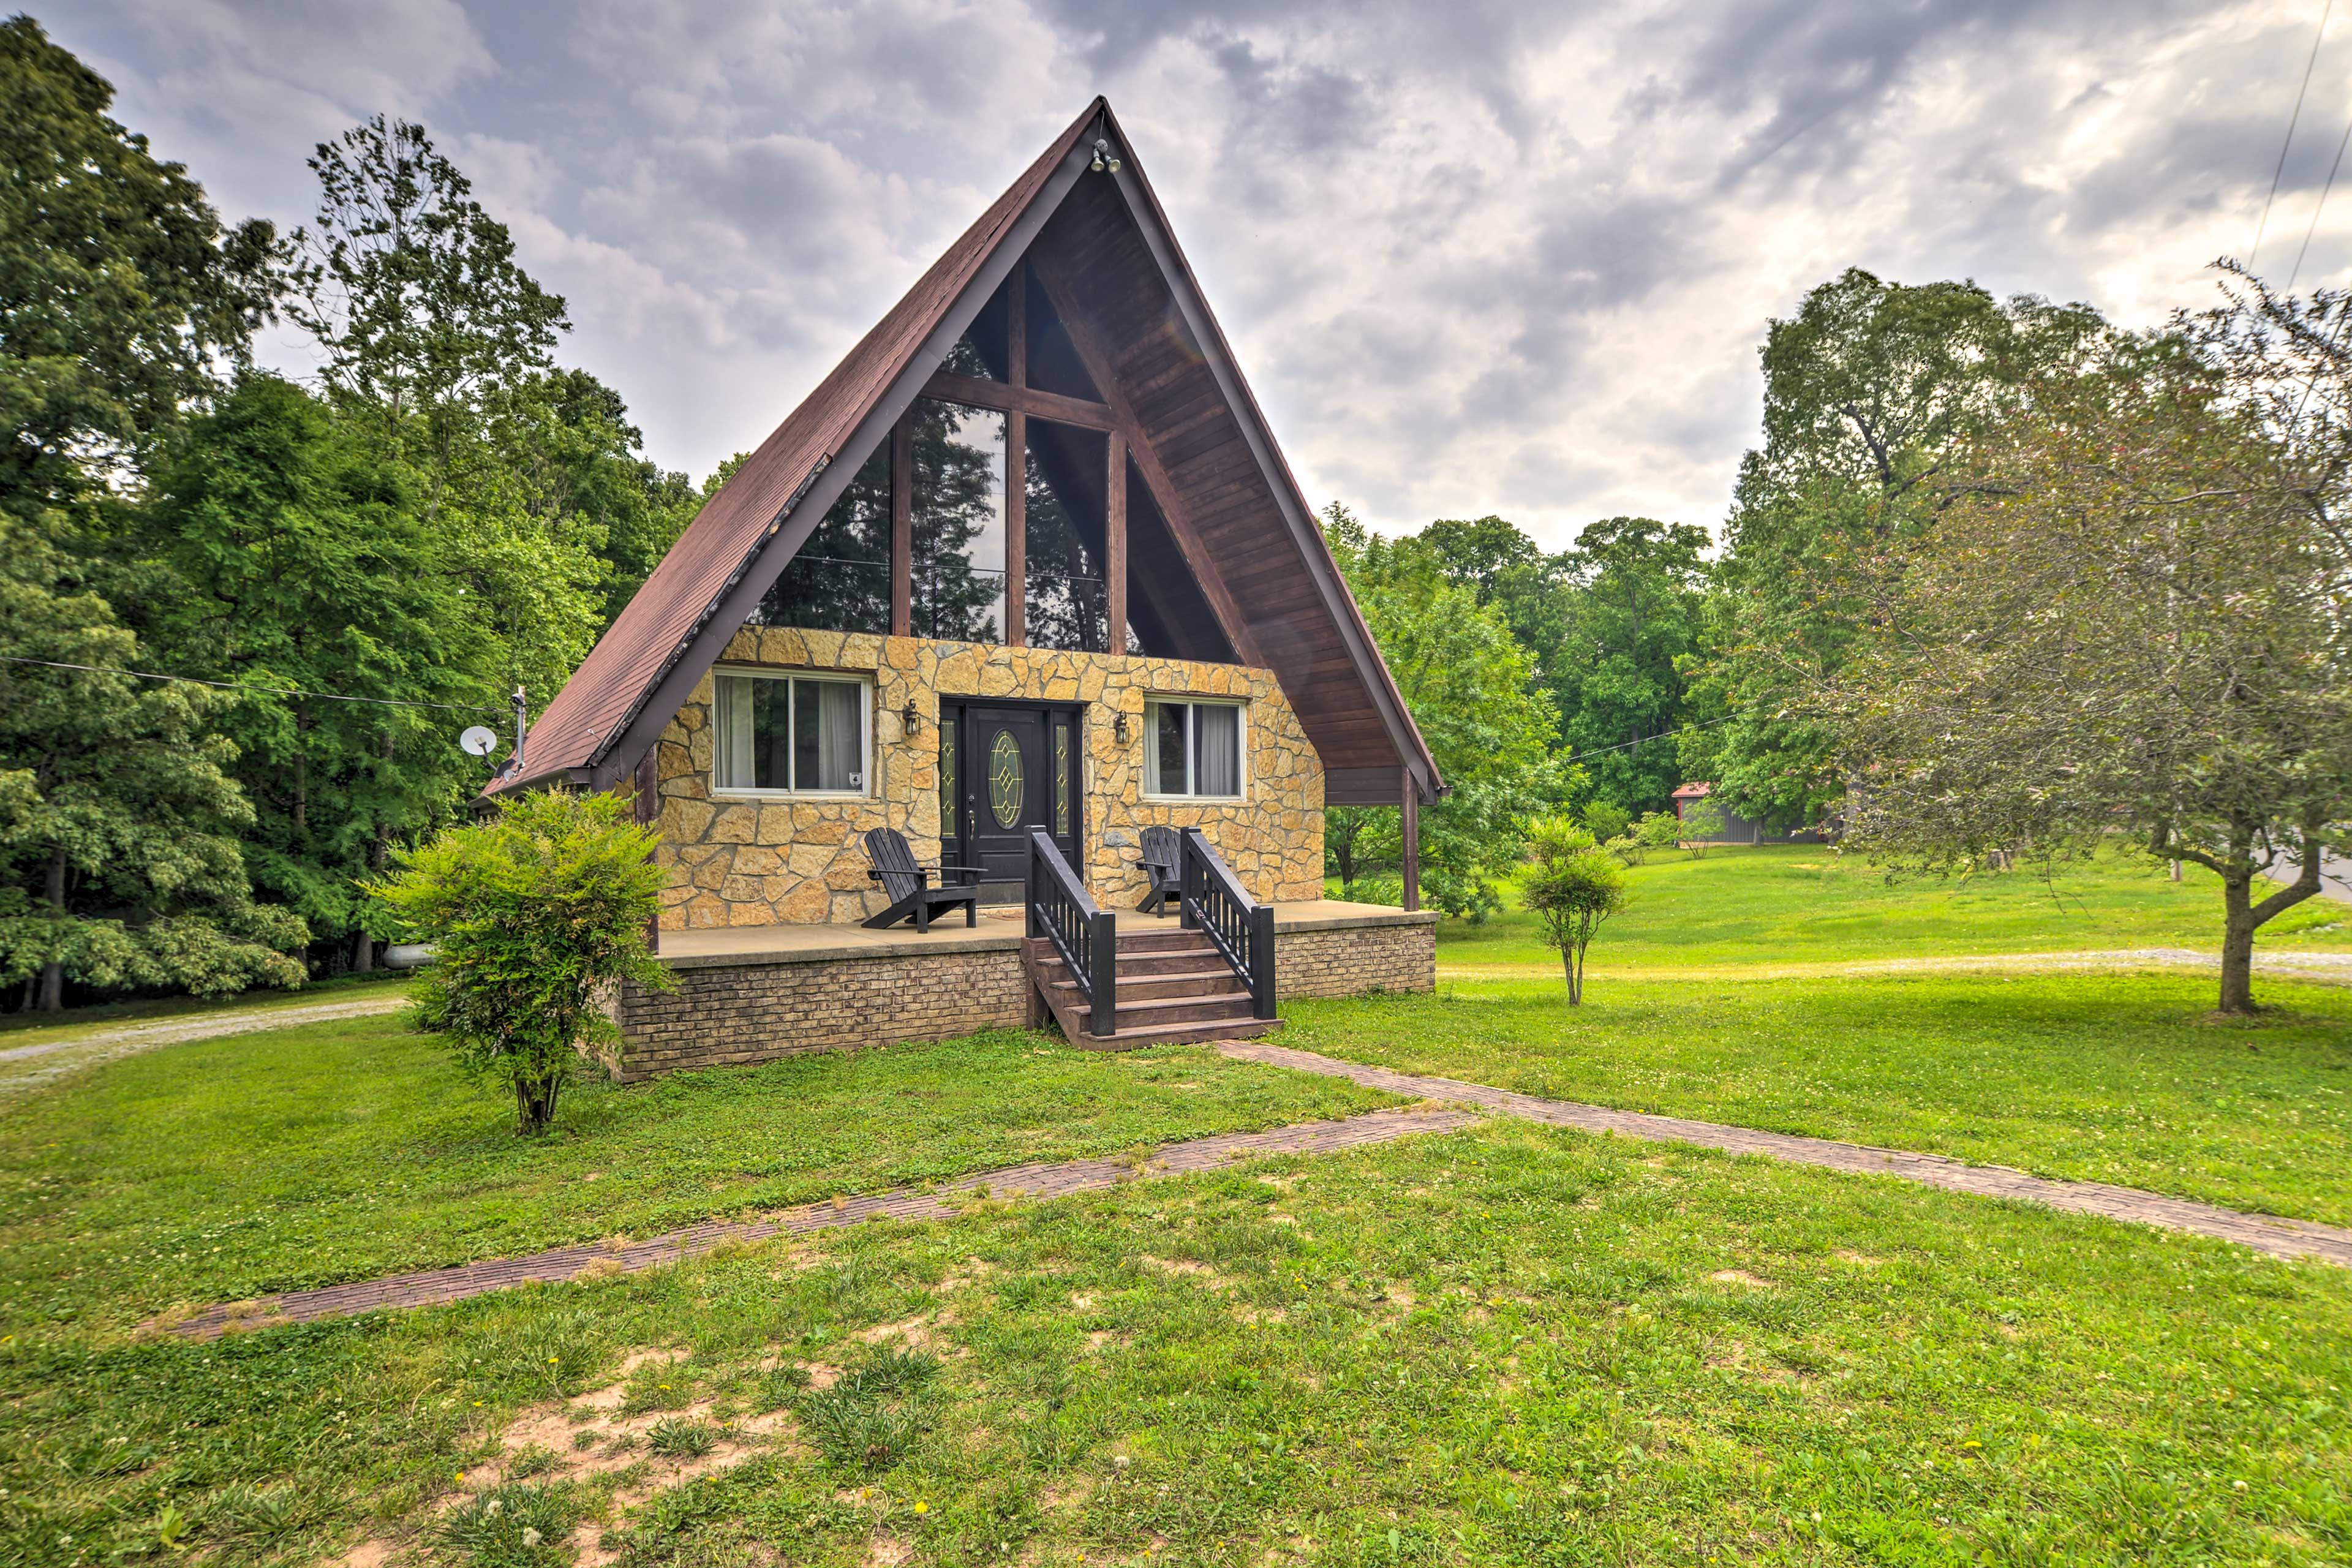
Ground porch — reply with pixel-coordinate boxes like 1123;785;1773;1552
607;900;1434;1082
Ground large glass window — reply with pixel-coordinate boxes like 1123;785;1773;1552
752;444;891;634
1025;420;1109;652
1025;268;1102;401
911;399;1006;641
712;671;869;794
1144;700;1243;799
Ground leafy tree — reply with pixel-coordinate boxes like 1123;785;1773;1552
140;374;505;966
1677;798;1727;856
1579;799;1629;843
287;115;566;494
1414;515;1573;694
0;14;277;530
282;115;614;717
1321;505;1565;918
1819;274;2352;1013
1520;818;1629;1003
490;368;699;627
1553;517;1709;813
1687;269;2105;826
0;522;306;1008
372;788;671;1134
0;17;298;1009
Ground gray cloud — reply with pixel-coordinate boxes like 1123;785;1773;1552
47;0;2345;547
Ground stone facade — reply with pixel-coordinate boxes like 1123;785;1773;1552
609;916;1434;1079
652;627;1325;930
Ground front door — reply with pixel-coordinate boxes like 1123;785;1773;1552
948;703;1083;902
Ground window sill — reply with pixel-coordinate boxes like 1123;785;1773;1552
711;789;875;802
1140;793;1247;805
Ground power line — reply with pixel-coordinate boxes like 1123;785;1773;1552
1562;714;1733;768
0;655;504;715
2289;99;2352;288
2254;0;2334;270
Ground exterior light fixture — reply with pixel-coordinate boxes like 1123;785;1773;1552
901;701;921;736
1092;138;1120;174
1113;712;1131;744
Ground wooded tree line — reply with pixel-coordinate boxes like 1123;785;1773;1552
1;18;702;1009
1334;252;2352;1011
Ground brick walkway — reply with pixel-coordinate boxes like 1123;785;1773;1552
159;1106;1474;1338
1218;1041;2352;1270
159;1046;2352;1339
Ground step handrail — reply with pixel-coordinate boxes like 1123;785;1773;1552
1027;827;1117;1036
1177;827;1277;1020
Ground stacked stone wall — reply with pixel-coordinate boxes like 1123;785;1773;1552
653;628;1325;930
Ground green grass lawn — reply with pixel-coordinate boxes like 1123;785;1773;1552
5;847;2352;1564
1427;845;2352;974
0;1019;1390;1333
1284;973;2352;1226
7;1118;2347;1567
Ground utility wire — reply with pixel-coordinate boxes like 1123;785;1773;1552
0;655;505;715
2289;99;2352;288
2255;0;2334;270
1562;713;1733;769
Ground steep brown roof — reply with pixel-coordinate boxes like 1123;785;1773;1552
495;96;1441;804
497;100;1106;793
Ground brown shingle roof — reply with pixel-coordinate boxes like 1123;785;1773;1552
493;96;1441;804
494;99;1107;792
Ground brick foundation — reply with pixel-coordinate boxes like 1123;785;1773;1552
611;941;1036;1082
1273;916;1437;1000
610;911;1434;1079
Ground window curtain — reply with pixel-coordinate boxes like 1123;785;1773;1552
1195;705;1242;797
813;679;861;790
717;676;756;789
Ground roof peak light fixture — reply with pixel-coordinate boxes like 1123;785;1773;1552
1091;137;1120;174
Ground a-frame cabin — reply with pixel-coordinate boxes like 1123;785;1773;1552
494;99;1440;1075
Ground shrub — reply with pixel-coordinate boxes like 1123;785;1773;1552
1520;817;1632;1003
1579;800;1630;844
371;788;673;1134
1676;798;1727;854
1634;810;1685;853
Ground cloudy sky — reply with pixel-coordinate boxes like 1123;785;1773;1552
50;0;2352;548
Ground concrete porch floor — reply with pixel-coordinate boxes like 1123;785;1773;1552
654;899;1431;970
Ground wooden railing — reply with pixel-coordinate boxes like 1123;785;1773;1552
1178;827;1277;1020
1027;827;1117;1036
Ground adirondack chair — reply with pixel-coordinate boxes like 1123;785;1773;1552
1133;824;1182;915
861;827;983;931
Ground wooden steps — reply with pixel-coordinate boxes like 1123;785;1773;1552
1023;927;1281;1050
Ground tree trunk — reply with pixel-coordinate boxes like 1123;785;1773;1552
2218;872;2258;1015
1566;940;1586;1005
2169;859;2182;882
352;928;373;974
39;845;67;1013
514;1071;564;1134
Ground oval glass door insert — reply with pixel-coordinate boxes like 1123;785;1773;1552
988;729;1023;828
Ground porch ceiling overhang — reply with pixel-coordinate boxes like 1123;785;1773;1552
492;97;1440;807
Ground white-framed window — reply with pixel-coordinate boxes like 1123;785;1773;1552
711;669;870;795
1144;699;1245;799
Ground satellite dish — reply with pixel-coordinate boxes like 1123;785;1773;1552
459;725;500;757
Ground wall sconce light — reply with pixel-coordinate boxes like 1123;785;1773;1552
1091;138;1121;175
901;701;921;737
1112;712;1130;744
